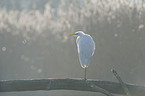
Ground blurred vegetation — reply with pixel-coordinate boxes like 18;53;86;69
0;0;145;96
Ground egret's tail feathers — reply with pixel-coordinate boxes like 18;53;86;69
79;57;90;68
81;64;88;68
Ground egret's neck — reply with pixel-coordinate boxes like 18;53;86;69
78;33;85;36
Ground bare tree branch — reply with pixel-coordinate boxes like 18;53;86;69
0;78;145;96
88;82;114;96
112;69;131;96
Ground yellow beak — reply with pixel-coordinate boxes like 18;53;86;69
67;34;75;36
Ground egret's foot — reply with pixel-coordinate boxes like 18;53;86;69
82;78;87;81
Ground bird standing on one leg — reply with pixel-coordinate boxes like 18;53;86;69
68;31;95;80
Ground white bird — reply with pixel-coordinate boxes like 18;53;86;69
68;31;95;80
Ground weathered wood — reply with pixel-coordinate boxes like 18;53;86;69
89;82;114;96
0;78;145;96
112;69;131;96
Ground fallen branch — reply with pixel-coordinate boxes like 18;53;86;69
0;78;145;96
112;69;131;96
88;82;114;96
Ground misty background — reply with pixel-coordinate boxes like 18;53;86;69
0;0;145;96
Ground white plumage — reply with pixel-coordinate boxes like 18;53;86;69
76;32;95;68
68;31;95;80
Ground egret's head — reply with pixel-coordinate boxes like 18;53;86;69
67;31;85;36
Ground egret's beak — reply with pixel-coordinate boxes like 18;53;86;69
67;34;75;36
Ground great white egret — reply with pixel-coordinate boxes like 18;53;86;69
68;31;95;80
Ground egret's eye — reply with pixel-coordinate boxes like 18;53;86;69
75;33;79;35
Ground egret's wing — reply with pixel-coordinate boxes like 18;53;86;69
77;35;95;68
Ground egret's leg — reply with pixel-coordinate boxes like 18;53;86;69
84;67;87;80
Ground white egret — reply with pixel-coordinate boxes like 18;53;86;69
68;31;95;80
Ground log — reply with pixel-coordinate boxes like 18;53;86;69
0;78;145;96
